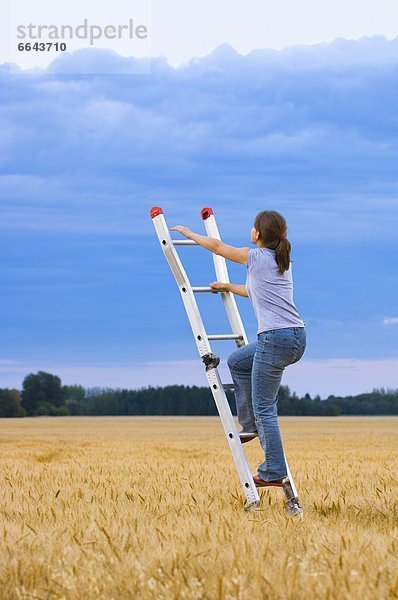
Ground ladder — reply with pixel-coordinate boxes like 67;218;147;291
150;205;303;516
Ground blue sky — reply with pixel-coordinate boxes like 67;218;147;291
1;35;397;396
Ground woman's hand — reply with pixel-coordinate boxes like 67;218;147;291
170;225;192;238
209;281;230;293
210;282;248;297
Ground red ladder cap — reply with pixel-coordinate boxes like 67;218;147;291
201;207;214;220
150;206;163;218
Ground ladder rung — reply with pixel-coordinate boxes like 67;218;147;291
172;240;198;246
192;286;214;293
207;334;244;341
223;383;235;391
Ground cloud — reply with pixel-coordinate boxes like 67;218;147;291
47;48;151;76
383;317;398;325
0;36;398;241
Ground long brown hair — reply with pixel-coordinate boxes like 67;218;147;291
253;210;291;275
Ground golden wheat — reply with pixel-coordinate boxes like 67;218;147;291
0;416;397;600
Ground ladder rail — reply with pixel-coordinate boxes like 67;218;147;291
201;207;248;347
150;206;260;510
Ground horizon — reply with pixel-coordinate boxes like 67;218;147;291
4;372;398;401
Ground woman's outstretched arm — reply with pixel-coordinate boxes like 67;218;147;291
209;282;249;297
170;225;249;265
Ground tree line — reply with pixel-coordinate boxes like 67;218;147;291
1;371;397;418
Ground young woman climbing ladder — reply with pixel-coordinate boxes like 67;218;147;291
170;210;306;487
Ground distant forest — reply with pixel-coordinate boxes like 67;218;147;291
1;371;398;418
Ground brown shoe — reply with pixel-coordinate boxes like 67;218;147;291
253;474;285;487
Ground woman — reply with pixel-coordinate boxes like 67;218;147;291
170;210;306;487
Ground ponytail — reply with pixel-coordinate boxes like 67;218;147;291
253;210;291;275
274;237;291;276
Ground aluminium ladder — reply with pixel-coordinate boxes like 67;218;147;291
150;205;302;515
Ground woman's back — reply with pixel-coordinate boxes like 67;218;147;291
245;246;305;334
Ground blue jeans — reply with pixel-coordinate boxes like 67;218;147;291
227;327;306;482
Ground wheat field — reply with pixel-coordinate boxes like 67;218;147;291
1;416;397;600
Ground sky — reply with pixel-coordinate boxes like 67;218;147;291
1;19;397;396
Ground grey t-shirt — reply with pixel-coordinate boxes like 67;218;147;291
245;247;305;334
